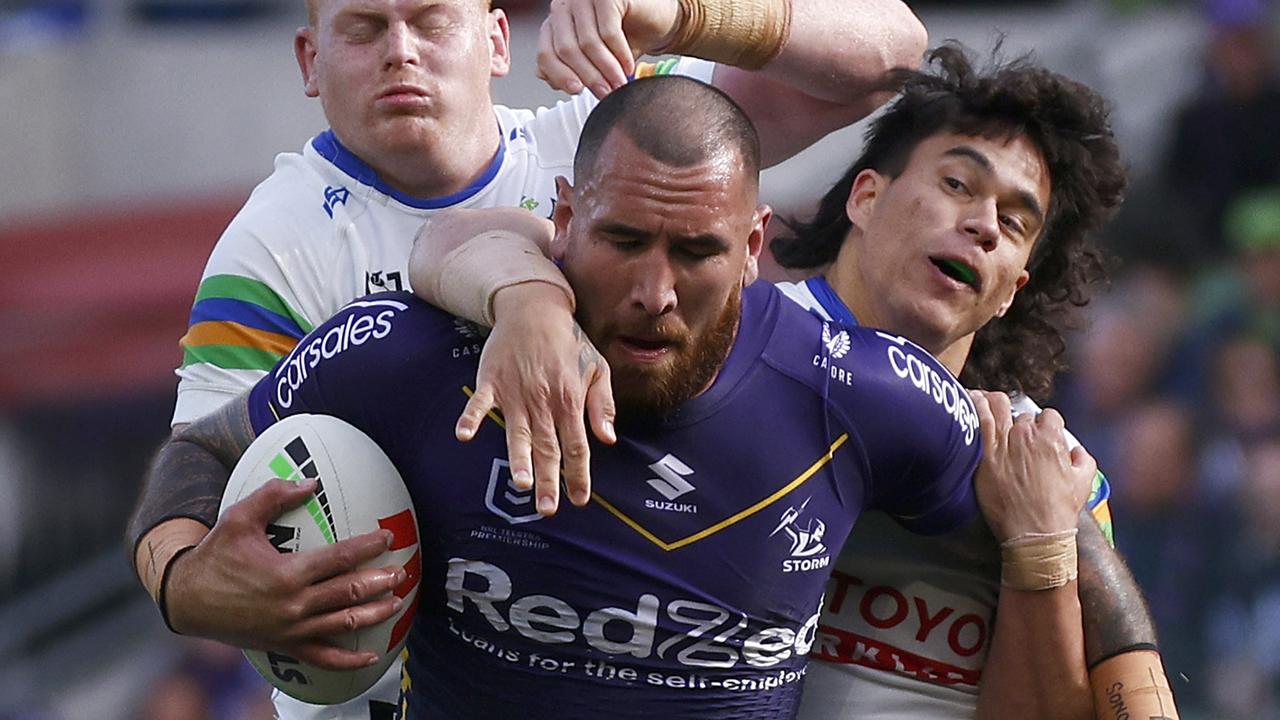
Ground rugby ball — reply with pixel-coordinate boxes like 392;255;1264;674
219;413;421;705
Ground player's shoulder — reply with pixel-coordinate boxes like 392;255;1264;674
327;291;460;337
759;296;978;443
761;291;955;392
278;291;480;375
494;94;596;174
214;145;339;255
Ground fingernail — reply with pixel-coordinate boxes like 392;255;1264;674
383;530;395;548
514;469;533;489
537;495;556;514
456;425;474;440
592;83;610;98
394;568;406;584
392;596;403;611
572;489;591;506
604;420;616;442
566;80;583;94
365;654;380;667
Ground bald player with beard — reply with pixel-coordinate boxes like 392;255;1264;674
405;44;1178;720
128;0;931;717
133;75;1003;719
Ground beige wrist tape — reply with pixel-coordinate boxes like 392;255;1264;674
656;0;792;70
432;230;575;326
1000;528;1078;591
1090;650;1180;720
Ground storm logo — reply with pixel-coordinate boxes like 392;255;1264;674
771;497;830;572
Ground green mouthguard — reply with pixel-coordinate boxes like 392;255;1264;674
938;258;977;286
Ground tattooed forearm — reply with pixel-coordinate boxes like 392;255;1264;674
125;395;257;561
1077;509;1159;666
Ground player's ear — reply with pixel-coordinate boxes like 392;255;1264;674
743;205;772;286
294;27;320;98
487;8;511;78
551;176;575;261
994;270;1030;317
845;169;884;233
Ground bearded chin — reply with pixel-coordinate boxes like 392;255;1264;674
612;287;742;424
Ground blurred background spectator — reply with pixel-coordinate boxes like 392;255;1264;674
2;0;1279;718
1162;0;1280;261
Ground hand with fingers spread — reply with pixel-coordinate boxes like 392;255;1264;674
537;0;680;98
164;478;406;670
455;282;616;517
969;390;1095;543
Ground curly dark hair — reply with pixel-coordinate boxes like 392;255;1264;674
771;43;1126;400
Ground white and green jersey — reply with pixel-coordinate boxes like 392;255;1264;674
173;58;712;426
779;277;1113;720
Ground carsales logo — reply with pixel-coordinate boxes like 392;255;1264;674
876;331;978;446
275;299;406;408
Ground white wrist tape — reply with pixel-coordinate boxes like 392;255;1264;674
656;0;793;70
1000;528;1078;591
432;230;574;326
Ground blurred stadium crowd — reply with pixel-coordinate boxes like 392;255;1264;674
1;0;1278;718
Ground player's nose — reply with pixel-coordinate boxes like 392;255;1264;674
629;252;677;316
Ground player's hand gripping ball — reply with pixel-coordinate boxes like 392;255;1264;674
219;414;421;704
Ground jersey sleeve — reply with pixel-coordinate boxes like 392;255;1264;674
635;57;716;83
245;293;447;452
173;179;337;426
841;329;982;535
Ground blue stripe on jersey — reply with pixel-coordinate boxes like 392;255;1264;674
190;297;307;340
1086;471;1111;511
804;276;858;327
311;129;506;210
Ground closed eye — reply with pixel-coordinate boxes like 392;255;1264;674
336;16;384;42
676;244;722;261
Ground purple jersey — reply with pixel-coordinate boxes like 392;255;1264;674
246;282;980;719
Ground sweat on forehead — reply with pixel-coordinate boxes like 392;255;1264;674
572;76;761;188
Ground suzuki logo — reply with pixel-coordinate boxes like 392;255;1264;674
645;453;695;501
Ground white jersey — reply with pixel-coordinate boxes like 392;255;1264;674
173;57;713;426
777;277;1113;720
172;58;712;720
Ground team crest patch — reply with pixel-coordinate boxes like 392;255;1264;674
484;458;542;525
822;323;851;359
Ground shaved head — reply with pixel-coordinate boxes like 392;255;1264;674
573;75;760;193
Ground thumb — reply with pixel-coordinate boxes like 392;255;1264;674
232;477;316;527
1070;445;1097;475
1069;446;1098;506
